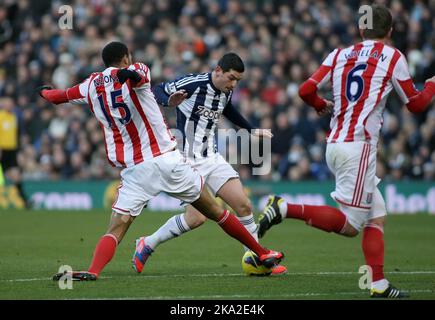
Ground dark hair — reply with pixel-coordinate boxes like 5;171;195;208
101;41;129;67
217;53;245;73
360;4;393;39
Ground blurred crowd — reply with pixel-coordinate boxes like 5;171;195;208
0;0;434;182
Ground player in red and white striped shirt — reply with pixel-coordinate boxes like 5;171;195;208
40;41;284;281
40;55;176;167
258;5;434;298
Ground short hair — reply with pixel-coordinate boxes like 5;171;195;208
360;4;393;40
217;53;245;73
101;41;129;67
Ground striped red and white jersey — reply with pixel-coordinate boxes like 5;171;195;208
70;63;176;167
311;40;418;146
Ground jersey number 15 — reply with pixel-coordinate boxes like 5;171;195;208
97;89;132;127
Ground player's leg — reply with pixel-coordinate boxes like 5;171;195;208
132;152;211;273
363;188;408;298
87;212;135;277
53;211;136;281
79;160;153;278
258;195;356;238
204;158;261;249
217;177;287;274
216;178;259;245
136;170;211;264
158;151;283;267
190;188;283;267
143;204;206;251
259;142;368;238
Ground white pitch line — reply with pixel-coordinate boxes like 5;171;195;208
71;289;434;300
1;271;435;283
1;278;52;282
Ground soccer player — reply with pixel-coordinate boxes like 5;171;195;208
136;53;287;275
258;4;434;298
38;41;284;281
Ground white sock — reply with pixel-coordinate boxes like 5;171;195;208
278;201;288;220
371;278;389;291
238;214;259;252
145;213;191;250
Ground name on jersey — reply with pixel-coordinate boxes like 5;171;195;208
94;74;119;87
345;50;387;62
196;106;220;120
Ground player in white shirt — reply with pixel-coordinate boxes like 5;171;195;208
39;42;284;281
135;53;287;275
258;5;435;298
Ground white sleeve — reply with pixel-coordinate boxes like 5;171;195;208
391;54;418;104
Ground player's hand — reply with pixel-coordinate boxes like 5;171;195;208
252;129;273;139
37;85;53;99
168;90;187;107
117;69;142;84
317;100;334;116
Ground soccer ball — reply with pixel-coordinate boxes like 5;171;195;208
241;251;272;276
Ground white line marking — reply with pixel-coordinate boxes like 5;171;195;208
1;271;435;283
70;290;434;300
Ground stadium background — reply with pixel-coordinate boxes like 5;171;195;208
1;0;435;301
0;0;434;213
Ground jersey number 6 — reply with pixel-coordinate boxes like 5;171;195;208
345;64;367;102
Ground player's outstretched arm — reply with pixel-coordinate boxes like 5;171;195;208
298;48;339;115
167;90;188;107
152;82;187;107
392;54;435;113
37;84;85;105
223;102;273;138
222;102;253;130
298;79;327;111
405;77;435;113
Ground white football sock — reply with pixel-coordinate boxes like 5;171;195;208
238;214;259;252
145;213;191;250
371;278;389;292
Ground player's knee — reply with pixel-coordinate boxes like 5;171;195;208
341;223;360;237
345;229;359;237
107;212;133;243
235;199;253;217
103;228;123;244
367;216;385;229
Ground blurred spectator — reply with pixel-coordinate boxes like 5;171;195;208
0;97;29;206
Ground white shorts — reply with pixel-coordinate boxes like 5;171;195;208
112;150;203;216
326;142;386;231
190;154;239;196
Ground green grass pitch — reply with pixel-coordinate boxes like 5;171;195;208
0;209;434;300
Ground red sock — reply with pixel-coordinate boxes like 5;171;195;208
88;234;118;277
362;225;384;282
217;210;268;257
286;204;346;234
